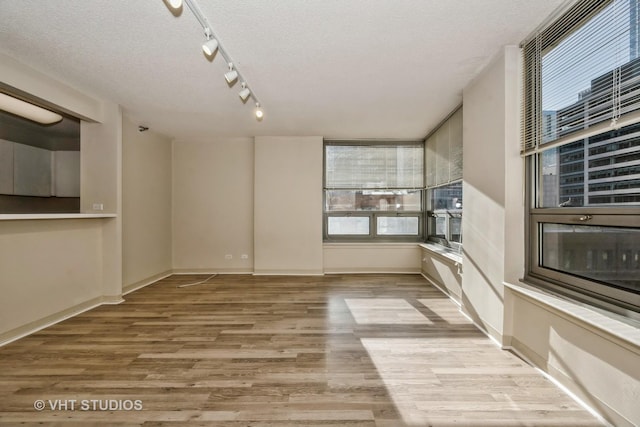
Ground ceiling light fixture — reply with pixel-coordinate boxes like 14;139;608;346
238;83;251;102
201;29;219;56
165;0;264;121
167;0;182;9
224;63;238;84
0;93;63;125
255;102;264;120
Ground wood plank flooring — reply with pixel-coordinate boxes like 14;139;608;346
0;274;603;426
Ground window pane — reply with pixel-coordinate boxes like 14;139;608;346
325;144;423;189
541;0;635;144
429;216;447;239
541;223;640;293
327;217;369;235
430;182;463;210
377;217;419;235
538;122;640;207
325;189;421;211
450;217;462;243
427;181;463;245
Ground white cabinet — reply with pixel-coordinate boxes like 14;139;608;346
0;139;79;197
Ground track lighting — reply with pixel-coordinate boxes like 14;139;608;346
224;63;238;84
166;0;263;119
0;93;63;124
202;29;218;56
239;83;251;102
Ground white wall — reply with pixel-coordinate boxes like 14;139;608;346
461;46;522;341
0;53;123;344
172;137;254;273
0;219;103;341
324;243;421;273
507;288;640;427
53;151;80;197
122;116;173;289
254;136;323;275
462;45;640;426
420;246;462;303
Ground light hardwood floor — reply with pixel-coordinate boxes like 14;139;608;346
0;274;603;426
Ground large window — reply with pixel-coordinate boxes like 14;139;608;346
425;108;463;251
323;141;424;241
522;0;640;314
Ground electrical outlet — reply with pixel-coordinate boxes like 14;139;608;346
225;254;233;260
241;254;249;260
92;203;104;211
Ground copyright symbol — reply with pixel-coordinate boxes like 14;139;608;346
33;400;45;411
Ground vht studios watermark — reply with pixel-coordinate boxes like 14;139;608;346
33;399;143;411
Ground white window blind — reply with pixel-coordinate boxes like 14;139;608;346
426;108;463;188
325;143;424;189
522;0;640;155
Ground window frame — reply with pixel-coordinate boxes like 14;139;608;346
525;144;640;316
522;0;640;316
426;180;463;252
323;140;425;243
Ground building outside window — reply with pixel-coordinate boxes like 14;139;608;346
522;0;640;315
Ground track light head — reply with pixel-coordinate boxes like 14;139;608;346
224;63;238;84
167;0;183;9
255;103;264;121
202;29;218;56
202;38;218;56
239;82;251;102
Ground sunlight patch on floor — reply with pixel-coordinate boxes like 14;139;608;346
345;299;432;325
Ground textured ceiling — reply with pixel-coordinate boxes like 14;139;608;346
0;0;564;141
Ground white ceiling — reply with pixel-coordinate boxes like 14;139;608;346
0;0;564;141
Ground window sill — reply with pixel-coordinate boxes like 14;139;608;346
419;243;463;264
323;242;421;248
0;213;117;221
506;281;640;353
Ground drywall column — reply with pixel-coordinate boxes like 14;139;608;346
254;136;323;275
81;102;123;301
122;116;173;291
461;46;522;343
172;137;254;273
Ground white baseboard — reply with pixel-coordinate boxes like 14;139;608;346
504;341;613;427
325;269;420;274
123;270;173;295
253;269;324;276
172;268;253;275
0;296;108;347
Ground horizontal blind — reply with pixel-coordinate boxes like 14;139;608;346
521;0;640;155
325;143;424;189
426;108;463;188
